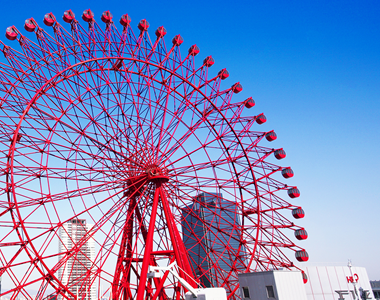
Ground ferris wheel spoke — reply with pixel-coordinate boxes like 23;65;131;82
0;274;50;299
0;241;27;275
10;142;116;177
121;78;157;163
29;105;146;169
51;66;174;163
21;111;114;166
162;125;223;168
159;121;211;165
11;179;124;213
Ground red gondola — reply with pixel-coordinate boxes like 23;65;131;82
63;10;75;23
265;131;277;141
43;13;55;26
5;26;17;40
203;56;215;67
218;68;229;80
172;34;184;46
232;82;243;93
101;11;113;23
138;19;149;31
120;14;131;27
244;97;255;108
295;250;309;262
292;207;305;219
295;229;308;240
24;18;36;32
155;26;167;38
188;45;200;56
302;271;308;283
256;113;267;124
288;187;300;198
282;167;294;178
82;9;94;22
274;149;286;159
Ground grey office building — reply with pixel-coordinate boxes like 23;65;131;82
182;192;247;292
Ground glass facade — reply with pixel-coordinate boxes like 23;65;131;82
182;192;247;290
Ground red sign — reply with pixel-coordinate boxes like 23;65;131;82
346;274;359;283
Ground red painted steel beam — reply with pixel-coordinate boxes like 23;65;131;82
136;183;161;300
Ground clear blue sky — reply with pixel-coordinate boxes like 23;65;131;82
3;0;380;279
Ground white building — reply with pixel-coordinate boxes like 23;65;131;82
304;266;374;300
238;270;307;300
58;219;96;300
238;266;374;300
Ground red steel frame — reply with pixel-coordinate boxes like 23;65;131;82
0;9;308;300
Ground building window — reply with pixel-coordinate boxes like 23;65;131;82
266;286;275;298
242;287;250;298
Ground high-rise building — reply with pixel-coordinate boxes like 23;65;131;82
58;219;96;300
182;192;247;291
371;281;380;299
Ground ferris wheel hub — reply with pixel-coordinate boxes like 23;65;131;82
145;164;169;183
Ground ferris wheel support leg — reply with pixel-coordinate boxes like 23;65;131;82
151;256;176;300
228;285;239;299
134;201;168;300
136;183;161;300
175;285;181;300
112;197;135;300
159;186;196;288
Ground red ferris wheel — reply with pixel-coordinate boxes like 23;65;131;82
0;9;308;300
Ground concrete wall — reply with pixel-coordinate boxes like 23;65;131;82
238;270;307;300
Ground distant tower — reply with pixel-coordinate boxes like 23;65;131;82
58;219;96;300
182;192;247;292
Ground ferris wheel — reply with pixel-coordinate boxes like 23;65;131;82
0;9;308;300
